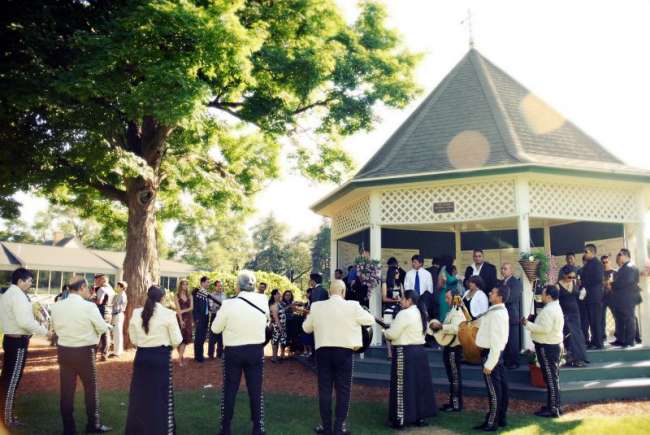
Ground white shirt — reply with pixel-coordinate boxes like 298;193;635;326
471;263;484;276
96;284;116;311
0;285;47;336
403;268;434;294
525;300;564;345
462;289;489;319
51;293;110;347
428;306;466;347
302;295;375;350
475;303;509;370
383;305;425;345
112;291;128;315
211;291;269;347
129;303;183;348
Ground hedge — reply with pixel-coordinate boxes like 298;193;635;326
182;270;305;301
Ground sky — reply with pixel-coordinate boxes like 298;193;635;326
13;0;650;239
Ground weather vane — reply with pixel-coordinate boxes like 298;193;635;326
460;9;474;49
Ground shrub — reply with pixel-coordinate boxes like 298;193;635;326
186;270;305;301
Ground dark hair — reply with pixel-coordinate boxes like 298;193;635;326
565;252;576;259
544;285;559;300
431;257;440;265
94;273;105;279
268;288;280;306
259;281;268;288
619;248;631;258
495;285;510;303
411;254;423;264
558;265;576;280
585;244;597;254
402;290;428;334
347;265;355;271
386;265;400;289
387;257;398;267
69;277;88;291
309;273;322;284
200;276;210;284
11;268;33;285
335;268;344;275
142;285;165;334
600;255;609;261
467;275;485;290
449;265;457;275
473;249;484;254
282;290;294;303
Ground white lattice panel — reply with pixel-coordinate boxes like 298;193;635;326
332;196;370;238
381;180;516;224
529;181;639;222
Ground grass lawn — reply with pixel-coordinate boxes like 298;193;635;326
11;390;650;435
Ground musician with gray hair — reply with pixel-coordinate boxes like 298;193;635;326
303;279;374;435
211;270;270;435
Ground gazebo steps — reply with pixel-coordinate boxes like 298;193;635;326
352;372;650;404
352;345;650;404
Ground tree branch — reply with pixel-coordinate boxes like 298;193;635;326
56;157;128;205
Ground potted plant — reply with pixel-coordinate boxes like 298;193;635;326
354;252;382;295
523;350;546;388
519;250;550;284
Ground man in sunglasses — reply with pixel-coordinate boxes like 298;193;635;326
580;245;605;349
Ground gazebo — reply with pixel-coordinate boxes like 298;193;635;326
312;48;650;348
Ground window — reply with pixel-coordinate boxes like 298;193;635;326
50;271;63;294
160;276;169;289
107;275;116;287
37;270;50;293
85;273;95;284
0;270;11;288
168;277;178;291
62;272;74;288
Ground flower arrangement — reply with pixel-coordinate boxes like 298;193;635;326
519;250;550;284
354;253;382;291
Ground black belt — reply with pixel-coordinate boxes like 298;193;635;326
5;334;31;338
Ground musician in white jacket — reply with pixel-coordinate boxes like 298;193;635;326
429;290;467;412
302;279;374;435
474;285;510;432
383;290;437;429
522;285;564;418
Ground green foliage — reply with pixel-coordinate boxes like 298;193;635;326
187;269;304;301
0;217;36;243
311;222;331;277
520;250;550;284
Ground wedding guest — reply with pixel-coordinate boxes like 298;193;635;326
208;280;225;359
437;262;460;323
602;255;616;343
94;274;115;362
282;290;299;354
500;263;523;369
50;277;112;435
462;276;489;320
269;289;288;363
125;286;183;435
212;270;269;435
404;255;434;321
175;279;193;367
384;290;437;429
111;281;128;357
557;266;588;367
309;273;329;304
581;244;605;349
0;268;48;429
464;249;498;295
611;249;641;348
257;282;268;295
381;258;404;359
192;276;211;362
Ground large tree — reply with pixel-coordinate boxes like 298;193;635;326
0;1;420;321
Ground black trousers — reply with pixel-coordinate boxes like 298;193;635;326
97;313;112;357
221;344;265;435
534;342;561;412
0;336;30;425
613;304;637;346
208;313;224;358
586;303;604;348
480;350;508;428
193;315;209;361
316;347;353;435
504;323;521;367
442;345;463;410
57;345;101;435
579;301;590;343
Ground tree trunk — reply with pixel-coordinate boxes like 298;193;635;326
122;177;160;348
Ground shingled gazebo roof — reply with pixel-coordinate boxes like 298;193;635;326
313;48;650;212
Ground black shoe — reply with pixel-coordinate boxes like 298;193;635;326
388;421;404;430
609;340;624;346
415;419;428;427
482;426;498;432
314;424;330;434
86;425;112;433
587;344;597;350
473;422;487;431
498;420;507;428
440;404;462;412
535;409;560;418
8;419;26;428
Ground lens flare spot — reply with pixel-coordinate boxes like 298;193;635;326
520;93;565;135
447;130;490;169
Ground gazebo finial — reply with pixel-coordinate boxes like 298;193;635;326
461;9;475;49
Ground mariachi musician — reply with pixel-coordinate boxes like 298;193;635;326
429;291;468;412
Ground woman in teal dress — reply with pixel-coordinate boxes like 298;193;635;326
438;265;460;322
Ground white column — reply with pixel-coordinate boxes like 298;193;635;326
330;233;338;281
634;192;650;344
515;178;534;350
454;224;462;265
543;220;552;256
369;191;383;346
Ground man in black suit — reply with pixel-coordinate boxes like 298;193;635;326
611;249;641;348
308;273;329;305
464;249;498;293
500;263;523;369
192;276;211;362
580;244;605;349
